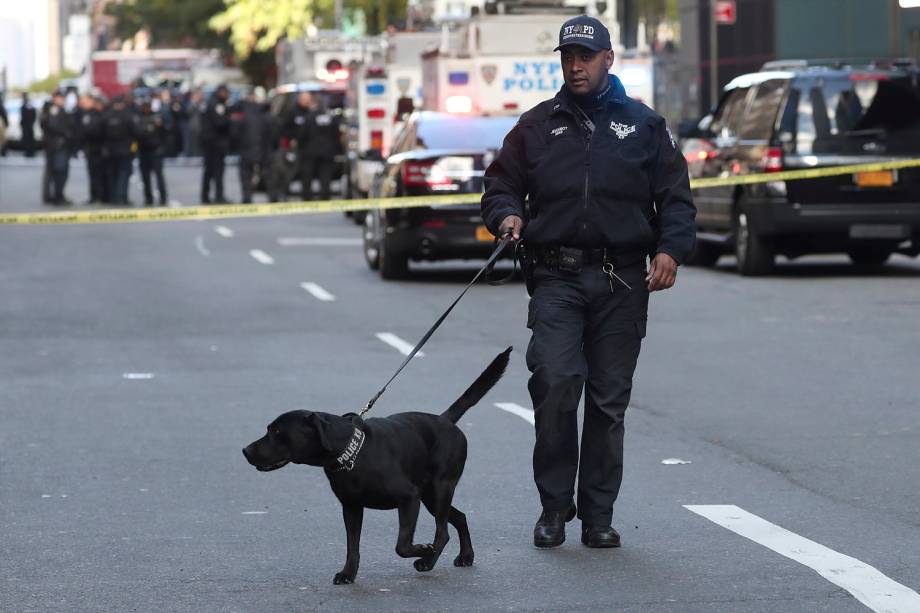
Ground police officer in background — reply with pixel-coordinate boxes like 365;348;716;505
41;91;76;205
301;94;343;201
20;93;38;158
200;84;232;204
78;94;107;204
236;86;273;204
136;95;170;206
481;16;696;550
103;95;137;206
159;88;184;157
284;91;313;199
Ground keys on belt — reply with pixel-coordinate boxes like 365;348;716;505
602;261;632;292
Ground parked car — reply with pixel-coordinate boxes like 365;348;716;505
362;111;519;279
680;58;920;275
266;81;351;198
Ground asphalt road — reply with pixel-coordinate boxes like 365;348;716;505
2;158;920;613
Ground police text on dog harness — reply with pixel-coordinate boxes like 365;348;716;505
330;427;365;472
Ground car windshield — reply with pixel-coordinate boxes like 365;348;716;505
416;115;519;150
795;73;920;154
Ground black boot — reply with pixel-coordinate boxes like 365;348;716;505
533;504;576;548
581;524;621;548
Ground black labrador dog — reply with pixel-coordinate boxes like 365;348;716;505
242;347;511;584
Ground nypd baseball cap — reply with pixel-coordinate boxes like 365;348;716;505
554;15;612;52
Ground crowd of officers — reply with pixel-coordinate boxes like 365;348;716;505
37;85;344;207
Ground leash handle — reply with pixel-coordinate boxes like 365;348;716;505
361;236;513;416
485;230;520;286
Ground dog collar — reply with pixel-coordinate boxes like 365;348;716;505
329;426;365;472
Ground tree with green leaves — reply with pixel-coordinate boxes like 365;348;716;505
104;0;276;86
209;0;407;59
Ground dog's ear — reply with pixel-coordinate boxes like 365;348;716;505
306;412;334;453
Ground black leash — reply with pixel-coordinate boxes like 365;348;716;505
359;234;516;417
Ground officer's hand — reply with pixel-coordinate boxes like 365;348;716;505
498;215;523;241
646;253;678;292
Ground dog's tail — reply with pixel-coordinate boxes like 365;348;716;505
441;347;512;424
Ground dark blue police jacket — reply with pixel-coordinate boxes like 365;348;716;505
481;74;696;264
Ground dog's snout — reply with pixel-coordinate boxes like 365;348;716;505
242;446;253;463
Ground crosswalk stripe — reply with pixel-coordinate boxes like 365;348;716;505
494;402;535;425
375;332;424;357
300;282;336;302
249;249;274;265
685;504;920;612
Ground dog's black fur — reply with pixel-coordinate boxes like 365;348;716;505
243;347;512;584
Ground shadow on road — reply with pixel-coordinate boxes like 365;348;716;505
391;263;524;285
705;255;920;279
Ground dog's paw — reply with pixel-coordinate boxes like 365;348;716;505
414;557;436;572
453;552;474;567
333;572;356;585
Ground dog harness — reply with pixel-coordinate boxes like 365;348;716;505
329;426;366;472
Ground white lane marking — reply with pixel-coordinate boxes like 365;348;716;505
684;505;920;612
301;282;336;302
250;249;274;265
195;235;210;257
375;333;424;357
241;511;268;515
494;402;535;426
122;373;154;380
661;458;692;465
278;237;361;247
215;226;234;238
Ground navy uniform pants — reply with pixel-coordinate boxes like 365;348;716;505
526;259;648;527
139;150;167;206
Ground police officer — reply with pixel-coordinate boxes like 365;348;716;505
41;91;76;205
103;95;137;206
136;95;170;206
0;92;7;155
78;94;107;204
284;91;314;199
20;93;38;158
159;88;184;157
200;85;232;204
236;87;273;204
300;94;343;201
481;16;696;550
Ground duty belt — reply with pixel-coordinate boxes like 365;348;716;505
526;245;647;272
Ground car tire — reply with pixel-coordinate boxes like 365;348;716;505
848;247;891;270
685;239;722;267
733;206;774;276
363;210;380;270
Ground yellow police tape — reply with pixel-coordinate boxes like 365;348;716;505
1;158;919;226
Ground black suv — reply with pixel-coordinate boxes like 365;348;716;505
681;59;920;275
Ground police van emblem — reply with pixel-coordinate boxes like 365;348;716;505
550;126;568;136
609;122;636;139
481;64;498;85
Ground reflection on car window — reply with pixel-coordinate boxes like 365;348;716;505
709;87;749;139
796;75;920;154
416;116;519;149
739;80;787;140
